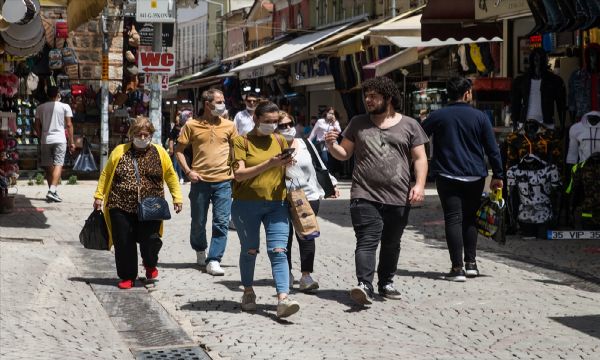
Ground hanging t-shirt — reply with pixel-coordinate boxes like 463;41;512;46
526;79;543;123
507;160;561;224
567;153;600;225
504;130;563;175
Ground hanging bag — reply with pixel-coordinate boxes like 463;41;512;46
132;155;171;221
73;137;98;172
61;41;78;66
303;138;335;198
287;179;320;240
79;209;109;250
475;189;507;245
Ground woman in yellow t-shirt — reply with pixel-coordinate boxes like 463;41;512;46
231;101;299;318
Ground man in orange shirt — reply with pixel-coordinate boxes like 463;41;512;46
176;89;238;276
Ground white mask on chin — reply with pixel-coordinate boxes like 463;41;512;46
246;105;256;111
279;127;296;141
133;137;151;149
258;122;277;135
211;103;227;117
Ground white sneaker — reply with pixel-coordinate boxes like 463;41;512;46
241;291;257;311
299;274;319;292
206;260;225;276
277;297;300;318
196;251;206;267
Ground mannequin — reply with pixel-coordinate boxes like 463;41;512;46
567;111;600;165
568;43;600;120
512;48;567;132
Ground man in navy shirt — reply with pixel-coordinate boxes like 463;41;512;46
422;77;503;281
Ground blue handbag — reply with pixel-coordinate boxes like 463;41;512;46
132;156;171;221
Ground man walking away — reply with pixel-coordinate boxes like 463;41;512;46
233;92;259;136
422;77;503;281
325;76;429;305
34;86;75;203
176;89;238;276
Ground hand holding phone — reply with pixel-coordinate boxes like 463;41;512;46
280;147;295;159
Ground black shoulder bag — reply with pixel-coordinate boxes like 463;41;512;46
303;138;335;198
132;156;171;221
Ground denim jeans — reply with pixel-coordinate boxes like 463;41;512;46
172;154;185;181
189;180;232;263
436;176;486;269
231;200;290;294
350;198;410;292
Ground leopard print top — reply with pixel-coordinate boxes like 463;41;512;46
107;146;165;214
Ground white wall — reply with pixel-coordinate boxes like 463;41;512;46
176;3;209;75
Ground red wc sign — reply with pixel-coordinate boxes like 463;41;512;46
138;51;175;75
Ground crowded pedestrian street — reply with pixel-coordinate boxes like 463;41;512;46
1;181;598;359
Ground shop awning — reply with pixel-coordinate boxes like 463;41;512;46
221;39;285;63
169;63;221;87
380;35;502;48
369;14;422;36
67;0;106;31
230;23;352;80
363;48;420;78
178;74;223;90
420;0;502;41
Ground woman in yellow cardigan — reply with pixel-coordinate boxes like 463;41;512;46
93;116;183;289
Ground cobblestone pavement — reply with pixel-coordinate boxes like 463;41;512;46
1;181;599;359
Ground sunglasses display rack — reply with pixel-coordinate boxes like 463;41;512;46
11;97;40;172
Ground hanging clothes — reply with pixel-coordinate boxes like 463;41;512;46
566;111;600;164
566;152;600;227
568;43;600;118
469;44;487;73
506;155;562;224
504;129;564;174
457;45;470;72
479;42;495;75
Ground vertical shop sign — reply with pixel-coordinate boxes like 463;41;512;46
101;54;109;81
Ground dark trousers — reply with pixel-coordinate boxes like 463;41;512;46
350;198;410;292
287;200;320;273
436;176;486;269
109;208;162;280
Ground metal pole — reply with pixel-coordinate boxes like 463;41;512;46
100;7;109;169
149;23;163;145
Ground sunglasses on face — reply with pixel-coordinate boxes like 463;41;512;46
278;123;293;129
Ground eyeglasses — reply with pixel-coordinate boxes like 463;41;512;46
278;123;293;130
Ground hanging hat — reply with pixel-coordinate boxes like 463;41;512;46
125;50;136;63
2;0;38;25
0;15;10;32
128;25;140;47
126;64;139;76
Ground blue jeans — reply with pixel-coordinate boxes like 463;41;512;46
172;154;185;181
189;180;232;263
231;200;290;294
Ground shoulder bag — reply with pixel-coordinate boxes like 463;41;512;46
302;138;335;198
132;155;171;221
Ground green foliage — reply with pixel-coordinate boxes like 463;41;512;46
34;173;44;185
27;178;34;186
67;175;77;185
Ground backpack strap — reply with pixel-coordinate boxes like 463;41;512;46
303;138;326;171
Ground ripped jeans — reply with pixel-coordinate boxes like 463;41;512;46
231;200;290;294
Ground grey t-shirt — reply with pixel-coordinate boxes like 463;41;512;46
342;113;428;206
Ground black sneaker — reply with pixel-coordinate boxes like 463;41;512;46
379;283;402;300
349;282;373;305
444;268;466;282
465;262;479;278
46;191;63;203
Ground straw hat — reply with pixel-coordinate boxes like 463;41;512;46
0;15;10;32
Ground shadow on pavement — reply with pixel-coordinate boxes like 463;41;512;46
0;194;50;229
180;300;296;324
215;279;275;292
550;315;600;340
313;289;376;311
69;277;116;286
395;269;447;280
157;262;200;269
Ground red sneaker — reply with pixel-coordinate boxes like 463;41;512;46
118;279;134;289
145;266;158;280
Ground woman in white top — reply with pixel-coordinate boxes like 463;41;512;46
308;107;342;163
277;111;339;292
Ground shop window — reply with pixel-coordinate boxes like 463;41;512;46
296;12;303;29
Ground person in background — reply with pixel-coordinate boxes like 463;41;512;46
175;89;237;276
34;86;74;203
168;115;185;184
233;92;259;136
422;77;503;281
93;116;183;289
276;111;339;292
308;107;341;163
419;109;429;123
325;76;428;305
304;116;317;138
231;101;300;318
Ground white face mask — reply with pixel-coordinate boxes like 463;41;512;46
258;122;277;135
279;127;296;141
133;137;151;149
211;103;227;117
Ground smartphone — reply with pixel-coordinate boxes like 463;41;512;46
280;148;295;158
